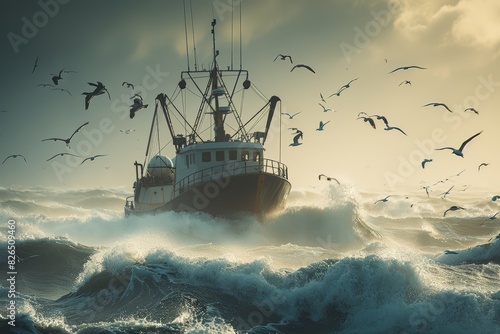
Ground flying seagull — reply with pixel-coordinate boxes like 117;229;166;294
31;56;39;75
357;117;376;129
291;64;315;74
478;163;489;171
492;195;500;202
274;54;293;63
289;131;303;146
320;93;326;103
422;185;431;197
374;195;391;204
384;126;407;136
51;68;64;85
480;212;499;226
319;103;331;112
399;80;411;86
318;174;340;185
439;185;455;199
444;250;458;255
37;83;55;88
122;81;134;89
2;155;27;164
421;159;433;169
388;65;426;74
83;82;111;110
46;153;80;162
443;205;465;217
316;120;330;131
464;108;479;115
130;98;148;119
423;102;453;113
52;88;72;96
80;154;107;165
281;112;301;119
41;122;89;147
435;131;482;157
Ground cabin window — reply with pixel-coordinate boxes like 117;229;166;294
241;150;249;161
253;151;261;162
229;150;237;160
202;152;211;162
185;155;189;168
216;151;225;161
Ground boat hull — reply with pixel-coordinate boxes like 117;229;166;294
126;172;291;219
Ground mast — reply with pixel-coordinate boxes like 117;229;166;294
211;19;226;142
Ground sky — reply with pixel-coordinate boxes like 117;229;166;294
0;0;499;197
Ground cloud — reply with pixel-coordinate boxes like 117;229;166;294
392;0;500;50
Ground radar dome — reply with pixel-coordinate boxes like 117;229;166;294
147;155;174;179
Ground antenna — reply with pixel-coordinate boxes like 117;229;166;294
189;0;198;71
239;1;243;69
183;0;190;71
231;0;234;70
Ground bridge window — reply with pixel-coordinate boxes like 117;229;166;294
241;150;249;161
202;152;211;162
229;150;237;160
253;151;261;162
216;150;225;161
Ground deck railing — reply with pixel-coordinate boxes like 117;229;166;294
173;158;288;197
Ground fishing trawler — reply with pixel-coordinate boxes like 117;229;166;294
124;20;291;218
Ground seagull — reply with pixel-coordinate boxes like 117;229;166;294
384;126;407;136
480;212;499;226
46;153;80;162
328;79;358;98
120;129;135;134
492;195;500;201
316;120;330;131
41;122;89;147
423;102;453;113
371;115;389;127
464;107;479;115
281;112;301;119
37;83;55;88
129;98;148;119
435;131;482;157
289;131;303;146
51;68;64;85
388;65;426;74
443;205;465;217
421;159;433;169
83;82;111;110
318;174;340;185
274;54;293;63
422;185;431;197
444;250;458;255
291;64;315;74
399;80;411;86
374;195;391;204
31;56;39;75
288;127;302;133
453;169;466;177
52;88;72;96
2;155;27;164
80;154;107;165
320;93;326;103
439;185;454;199
478;163;489;171
319;103;331;112
357;117;376;129
122;81;134;89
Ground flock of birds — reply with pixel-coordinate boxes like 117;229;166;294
273;53;498;231
1;56;149;168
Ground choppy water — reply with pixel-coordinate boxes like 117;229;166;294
0;185;499;333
